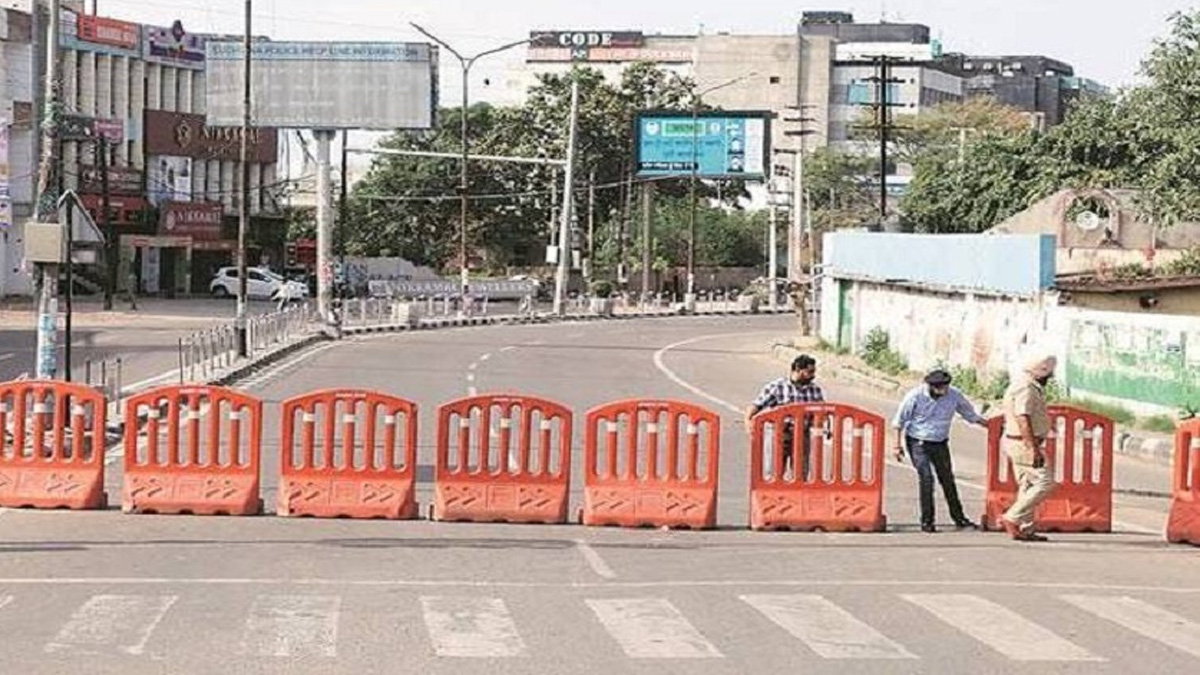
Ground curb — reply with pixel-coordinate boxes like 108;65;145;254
770;342;1175;468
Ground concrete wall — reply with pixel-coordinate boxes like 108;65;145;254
1063;286;1200;316
824;231;1056;295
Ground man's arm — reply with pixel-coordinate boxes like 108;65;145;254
891;391;916;457
1016;414;1044;466
954;390;989;427
745;383;776;431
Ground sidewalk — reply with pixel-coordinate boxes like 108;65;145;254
770;339;1178;468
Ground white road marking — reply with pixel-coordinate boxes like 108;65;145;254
902;594;1102;662
500;346;517;353
467;386;478;397
480;353;492;361
1061;595;1200;658
421;596;526;657
241;595;340;658
46;594;177;655
741;594;916;659
466;373;475;383
240;342;339;391
587;598;722;658
1;578;1200;594
0;595;11;610
468;363;478;371
574;540;616;579
651;331;1160;536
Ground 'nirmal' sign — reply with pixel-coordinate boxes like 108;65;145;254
635;111;770;179
205;41;438;130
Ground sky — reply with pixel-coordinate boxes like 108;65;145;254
59;0;1198;102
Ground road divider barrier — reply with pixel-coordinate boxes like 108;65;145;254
982;406;1114;533
0;380;107;509
278;389;419;519
749;403;887;532
1167;419;1200;546
123;385;263;516
434;395;572;524
583;399;720;529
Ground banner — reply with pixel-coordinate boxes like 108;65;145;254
148;155;192;206
143;20;206;69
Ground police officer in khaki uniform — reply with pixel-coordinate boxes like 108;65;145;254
999;353;1058;542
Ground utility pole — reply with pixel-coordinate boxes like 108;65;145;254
235;0;252;357
337;128;348;332
100;136;114;310
640;182;653;298
33;0;62;380
767;186;779;312
552;77;580;316
315;130;335;332
783;106;816;283
858;55;905;226
585;169;595;285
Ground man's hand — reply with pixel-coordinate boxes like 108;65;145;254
893;446;905;463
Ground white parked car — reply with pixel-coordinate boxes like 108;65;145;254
209;267;308;302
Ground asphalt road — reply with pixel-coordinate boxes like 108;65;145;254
0;315;1196;675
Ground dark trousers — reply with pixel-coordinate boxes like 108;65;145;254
906;436;967;526
781;422;813;481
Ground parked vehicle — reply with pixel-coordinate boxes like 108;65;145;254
209;267;309;301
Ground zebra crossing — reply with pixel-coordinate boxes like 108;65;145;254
1;589;1198;668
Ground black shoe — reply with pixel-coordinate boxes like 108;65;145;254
921;524;937;533
954;519;979;531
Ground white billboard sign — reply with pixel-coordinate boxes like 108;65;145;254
205;41;437;130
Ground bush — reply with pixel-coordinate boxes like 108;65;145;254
948;365;1010;401
589;280;614;299
1062;397;1136;426
860;327;908;376
1140;415;1178;434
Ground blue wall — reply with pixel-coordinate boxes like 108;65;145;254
823;232;1056;295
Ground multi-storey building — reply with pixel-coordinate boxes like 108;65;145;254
0;7;36;297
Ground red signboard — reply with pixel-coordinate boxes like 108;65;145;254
78;15;141;50
160;201;223;239
80;194;147;227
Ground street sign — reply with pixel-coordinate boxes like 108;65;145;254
204;41;438;130
635;111;770;179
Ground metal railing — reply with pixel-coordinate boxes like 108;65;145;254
177;303;316;383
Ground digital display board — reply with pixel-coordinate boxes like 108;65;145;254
635;111;769;179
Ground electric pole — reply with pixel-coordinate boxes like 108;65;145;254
552;77;580;316
32;0;62;380
857;55;905;227
236;0;252;357
100;136;114;310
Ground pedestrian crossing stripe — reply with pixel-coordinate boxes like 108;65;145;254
3;591;1198;662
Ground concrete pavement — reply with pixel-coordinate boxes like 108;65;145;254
0;315;1196;674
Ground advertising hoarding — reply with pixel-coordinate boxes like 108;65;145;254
148;156;192;206
635;111;770;179
204;41;437;130
59;9;141;58
160;201;223;239
143;20;206;69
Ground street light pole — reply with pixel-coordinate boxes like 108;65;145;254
410;24;539;301
686;73;758;309
236;0;252;357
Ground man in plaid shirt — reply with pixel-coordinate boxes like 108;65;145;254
745;355;825;479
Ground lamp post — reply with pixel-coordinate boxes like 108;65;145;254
410;24;540;301
687;73;759;307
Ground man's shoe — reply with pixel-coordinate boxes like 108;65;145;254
1017;530;1049;542
921;524;937;534
954;519;979;531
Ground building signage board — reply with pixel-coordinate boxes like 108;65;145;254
530;31;644;49
635;111;770;179
144;110;278;163
59;9;141;57
204;41;438;130
160;201;222;239
80;165;143;195
143;20;207;69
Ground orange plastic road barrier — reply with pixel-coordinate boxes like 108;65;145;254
583;399;719;529
434;394;572;524
0;380;107;509
749;403;886;532
123;385;262;515
981;406;1114;533
278;389;418;519
1167;419;1200;546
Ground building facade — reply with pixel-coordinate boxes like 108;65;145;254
0;7;36;297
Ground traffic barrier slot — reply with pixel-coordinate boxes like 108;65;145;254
749;403;886;532
434;394;572;524
583;399;719;529
123;385;262;515
982;406;1113;533
1167;419;1200;546
0;379;107;509
278;389;418;519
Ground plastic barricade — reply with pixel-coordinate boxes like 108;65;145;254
123;385;262;515
749;403;887;532
1167;420;1200;546
981;406;1114;533
0;380;107;509
278;389;418;519
582;399;719;529
434;394;572;524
